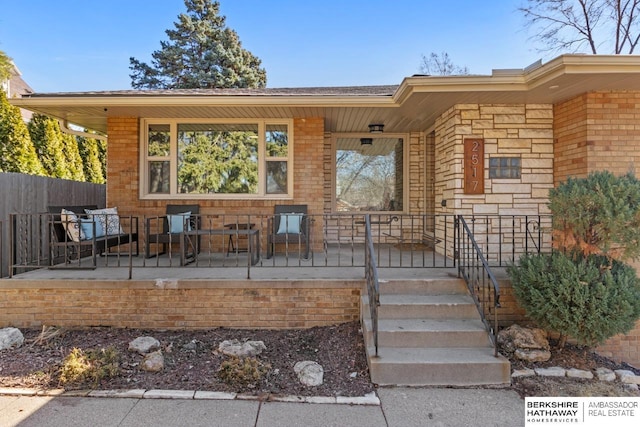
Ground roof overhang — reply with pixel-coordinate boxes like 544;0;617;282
11;54;640;135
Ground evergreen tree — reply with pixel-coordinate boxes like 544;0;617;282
97;138;107;181
28;114;69;178
62;132;85;181
0;91;44;175
77;135;105;183
0;49;12;82
178;130;258;193
129;0;266;89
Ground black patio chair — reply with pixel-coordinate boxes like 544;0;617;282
145;204;200;264
267;204;310;259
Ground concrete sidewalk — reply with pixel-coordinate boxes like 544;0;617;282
0;387;525;427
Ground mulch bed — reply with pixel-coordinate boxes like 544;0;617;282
2;324;639;398
0;322;375;397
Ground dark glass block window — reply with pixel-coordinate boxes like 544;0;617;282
489;157;521;179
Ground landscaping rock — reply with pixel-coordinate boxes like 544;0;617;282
128;336;161;354
0;328;24;351
512;368;536;378
595;367;616;382
615;369;640;384
294;361;324;386
141;351;164;372
534;367;566;377
566;368;593;379
498;324;550;360
218;339;266;357
514;348;552;363
623;383;639;392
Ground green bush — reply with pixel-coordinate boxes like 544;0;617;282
549;171;640;262
508;251;640;347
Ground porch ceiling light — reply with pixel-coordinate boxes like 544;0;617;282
360;138;373;146
368;123;384;133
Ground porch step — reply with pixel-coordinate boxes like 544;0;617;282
366;347;511;386
378;278;467;295
361;277;510;386
364;318;491;348
377;294;478;319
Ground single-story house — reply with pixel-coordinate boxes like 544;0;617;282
6;53;640;373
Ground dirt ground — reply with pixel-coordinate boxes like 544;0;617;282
0;323;638;398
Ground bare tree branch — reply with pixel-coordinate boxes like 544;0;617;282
419;52;469;76
519;0;640;54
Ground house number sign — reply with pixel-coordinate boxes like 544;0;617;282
464;138;484;194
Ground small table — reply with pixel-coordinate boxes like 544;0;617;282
183;228;260;267
225;223;256;255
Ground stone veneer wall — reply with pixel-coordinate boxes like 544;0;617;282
106;117;326;250
555;92;640;367
433;104;555;258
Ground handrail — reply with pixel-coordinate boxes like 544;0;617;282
457;216;501;356
364;215;381;357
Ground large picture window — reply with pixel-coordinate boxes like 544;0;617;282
334;136;405;212
141;120;292;199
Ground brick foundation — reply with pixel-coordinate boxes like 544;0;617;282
0;280;362;329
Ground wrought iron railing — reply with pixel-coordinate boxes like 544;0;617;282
457;216;502;356
462;215;552;266
364;215;380;357
8;213;552;279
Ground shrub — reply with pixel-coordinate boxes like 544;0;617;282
58;346;120;387
508;251;640;347
549;171;640;262
217;356;271;387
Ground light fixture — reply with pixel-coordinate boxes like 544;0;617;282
360;138;373;146
368;123;384;133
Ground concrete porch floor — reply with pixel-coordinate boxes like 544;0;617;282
4;244;468;282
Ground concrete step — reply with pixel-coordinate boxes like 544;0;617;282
378;278;467;296
367;346;511;386
377;294;478;319
364;318;491;348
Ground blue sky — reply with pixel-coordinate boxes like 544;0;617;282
0;0;543;92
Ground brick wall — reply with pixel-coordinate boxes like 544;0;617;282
554;91;640;367
0;280;362;329
553;94;589;184
555;91;640;184
596;322;640;367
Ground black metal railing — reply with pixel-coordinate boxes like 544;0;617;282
364;215;380;357
8;213;552;279
457;216;502;356
463;215;552;266
9;213;137;278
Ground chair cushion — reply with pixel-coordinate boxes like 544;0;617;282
167;211;191;234
277;213;303;235
60;209;82;242
85;207;123;236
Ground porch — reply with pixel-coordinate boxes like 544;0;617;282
2;213;550;386
4;212;550;330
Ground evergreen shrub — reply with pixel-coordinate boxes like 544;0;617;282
508;251;640;346
508;171;640;348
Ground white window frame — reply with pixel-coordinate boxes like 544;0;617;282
139;118;294;200
331;132;409;213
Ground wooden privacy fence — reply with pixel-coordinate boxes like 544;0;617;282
0;172;105;277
